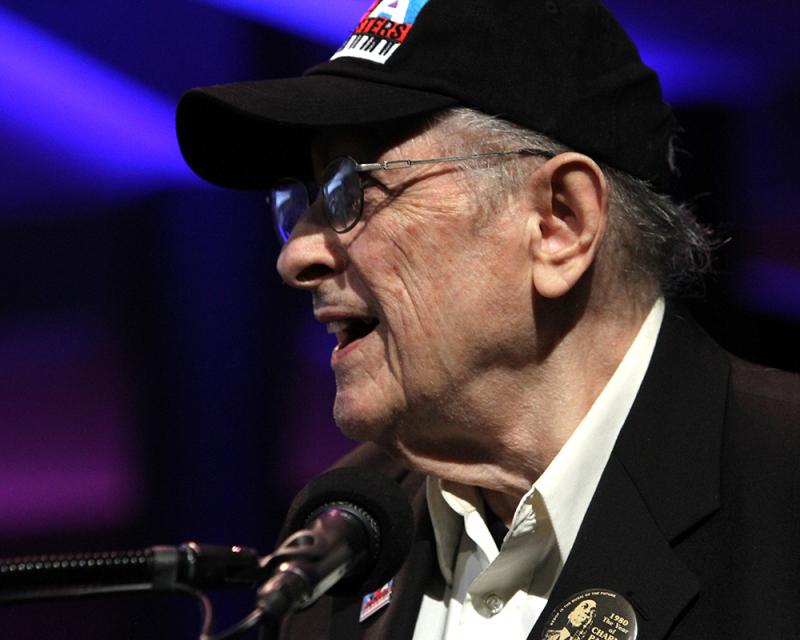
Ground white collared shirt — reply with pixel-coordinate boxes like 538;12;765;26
411;299;665;640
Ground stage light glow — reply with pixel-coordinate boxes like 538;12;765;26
0;6;197;188
636;42;766;105
200;0;362;45
0;318;141;535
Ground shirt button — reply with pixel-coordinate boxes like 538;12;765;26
484;594;504;615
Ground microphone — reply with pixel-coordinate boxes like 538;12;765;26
254;466;414;619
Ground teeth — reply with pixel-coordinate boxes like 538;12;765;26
324;318;379;350
326;321;349;334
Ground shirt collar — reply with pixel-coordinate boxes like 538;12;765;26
427;298;665;584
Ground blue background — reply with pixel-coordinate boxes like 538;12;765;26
0;0;797;637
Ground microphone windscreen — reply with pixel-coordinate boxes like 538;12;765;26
284;466;414;595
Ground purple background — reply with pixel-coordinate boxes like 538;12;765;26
0;0;798;637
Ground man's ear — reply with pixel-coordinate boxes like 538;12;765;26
525;152;609;298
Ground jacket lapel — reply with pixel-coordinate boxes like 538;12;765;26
528;454;700;639
530;306;729;640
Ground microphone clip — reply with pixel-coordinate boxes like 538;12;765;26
256;504;377;616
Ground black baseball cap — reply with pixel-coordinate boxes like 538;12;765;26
176;0;675;191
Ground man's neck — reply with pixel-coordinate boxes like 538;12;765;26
391;298;656;523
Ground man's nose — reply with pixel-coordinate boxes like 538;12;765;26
276;211;347;289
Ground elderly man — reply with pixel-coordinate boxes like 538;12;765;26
176;0;800;638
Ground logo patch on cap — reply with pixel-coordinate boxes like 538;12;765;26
331;0;430;65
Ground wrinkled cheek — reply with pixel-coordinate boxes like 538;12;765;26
390;329;455;407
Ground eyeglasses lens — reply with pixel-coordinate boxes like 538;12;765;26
270;179;309;243
322;158;363;233
269;158;363;244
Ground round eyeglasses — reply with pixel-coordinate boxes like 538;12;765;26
268;148;554;244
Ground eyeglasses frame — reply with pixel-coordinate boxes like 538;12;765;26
270;147;555;242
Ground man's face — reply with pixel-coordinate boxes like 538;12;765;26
276;125;537;459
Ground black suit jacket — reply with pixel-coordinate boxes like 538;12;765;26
276;307;800;639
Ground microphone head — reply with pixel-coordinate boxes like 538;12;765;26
284;466;414;595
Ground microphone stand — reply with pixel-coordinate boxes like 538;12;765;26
0;543;262;639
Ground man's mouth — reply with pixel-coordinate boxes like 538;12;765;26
326;318;380;350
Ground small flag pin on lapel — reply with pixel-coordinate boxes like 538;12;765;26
359;579;394;623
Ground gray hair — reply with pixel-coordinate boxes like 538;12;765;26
427;108;715;299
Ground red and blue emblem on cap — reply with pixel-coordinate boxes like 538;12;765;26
331;0;430;65
359;578;395;622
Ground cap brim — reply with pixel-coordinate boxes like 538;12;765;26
176;74;458;190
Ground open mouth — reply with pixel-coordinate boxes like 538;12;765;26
326;318;380;350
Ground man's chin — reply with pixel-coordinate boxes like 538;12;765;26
333;395;389;444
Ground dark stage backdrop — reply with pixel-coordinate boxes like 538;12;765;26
0;1;797;638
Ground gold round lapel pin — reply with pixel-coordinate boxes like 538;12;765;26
541;589;638;640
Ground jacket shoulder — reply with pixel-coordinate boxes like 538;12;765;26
729;355;800;409
728;355;800;448
723;355;800;499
